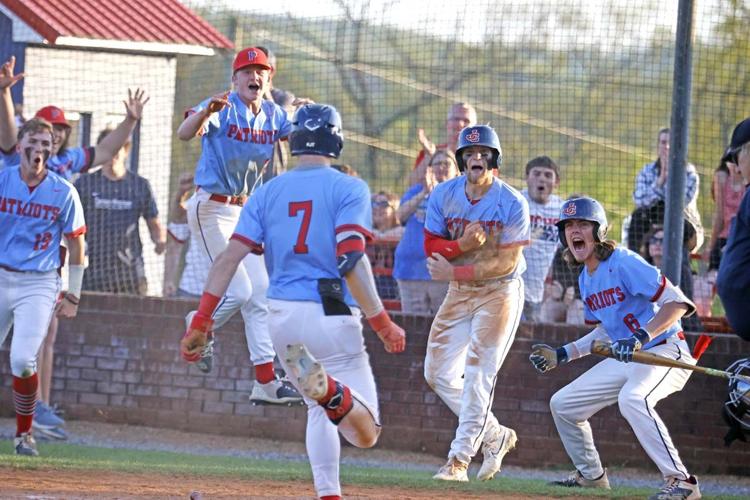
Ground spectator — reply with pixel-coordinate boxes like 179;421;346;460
627;127;703;329
717;117;750;341
704;158;744;271
163;172;210;298
0;57;149;180
371;191;404;241
520;156;563;322
76;128;165;295
393;150;459;315
408;102;476;187
640;224;665;268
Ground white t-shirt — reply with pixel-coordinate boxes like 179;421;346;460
521;190;563;304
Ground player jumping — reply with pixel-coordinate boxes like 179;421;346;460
0;118;86;456
180;104;405;500
529;196;701;500
423;124;529;482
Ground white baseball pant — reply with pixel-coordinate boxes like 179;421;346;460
267;299;380;499
424;277;524;464
550;337;695;480
186;190;275;365
0;268;60;376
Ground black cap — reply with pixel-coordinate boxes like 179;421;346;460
722;117;750;163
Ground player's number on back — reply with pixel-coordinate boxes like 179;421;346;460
34;231;52;251
289;201;313;254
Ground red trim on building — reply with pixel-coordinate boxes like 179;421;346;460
1;0;233;48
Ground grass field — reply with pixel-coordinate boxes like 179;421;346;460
1;441;746;499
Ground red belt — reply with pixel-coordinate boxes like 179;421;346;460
209;193;246;206
197;187;247;206
655;331;685;346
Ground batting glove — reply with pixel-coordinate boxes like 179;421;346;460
611;328;651;363
529;344;568;374
367;311;406;354
181;312;213;362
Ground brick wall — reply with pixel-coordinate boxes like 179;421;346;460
1;293;748;475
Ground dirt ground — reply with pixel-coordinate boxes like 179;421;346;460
0;468;546;500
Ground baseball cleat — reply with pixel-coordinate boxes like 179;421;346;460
185;311;215;373
477;426;517;481
648;475;701;500
249;377;304;406
285;344;328;401
432;457;469;482
551;469;611;489
14;432;39;456
33;401;65;429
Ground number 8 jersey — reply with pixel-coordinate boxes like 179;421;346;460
0;166;86;272
579;246;683;347
231;164;373;305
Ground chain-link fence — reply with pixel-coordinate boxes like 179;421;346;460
3;0;748;328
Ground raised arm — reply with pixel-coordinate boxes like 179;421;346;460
93;88;149;167
0;57;24;151
176;91;230;141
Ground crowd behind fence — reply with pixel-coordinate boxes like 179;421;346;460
3;0;748;331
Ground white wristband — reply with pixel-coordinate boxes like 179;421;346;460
67;264;85;297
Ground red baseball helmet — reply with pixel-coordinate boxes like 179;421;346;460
232;47;273;73
35;105;70;128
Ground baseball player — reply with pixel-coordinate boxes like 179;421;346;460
529;197;701;500
0;118;86;456
177;47;301;405
423;125;529;482
180;104;405;500
0;57;148;179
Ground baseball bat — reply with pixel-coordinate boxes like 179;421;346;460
590;340;750;384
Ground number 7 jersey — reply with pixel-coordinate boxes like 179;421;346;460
231;164;373;305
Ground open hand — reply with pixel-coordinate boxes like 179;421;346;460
124;88;150;120
0;57;24;90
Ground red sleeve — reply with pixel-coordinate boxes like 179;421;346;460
64;225;87;239
424;230;463;261
230;233;263;255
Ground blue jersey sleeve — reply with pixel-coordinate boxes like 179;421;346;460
232;187;265;253
619;251;666;301
335;178;373;239
424;184;448;237
66;147;93;174
401;184;423;204
61;186;86;237
500;196;530;246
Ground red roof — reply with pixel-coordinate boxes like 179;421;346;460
1;0;233;49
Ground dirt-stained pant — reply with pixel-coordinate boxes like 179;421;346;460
0;268;60;376
186;190;275;366
550;337;695;480
424;277;524;464
268;299;380;499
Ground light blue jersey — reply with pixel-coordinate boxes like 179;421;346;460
424;176;530;277
190;93;293;196
579;246;681;347
231;165;373;305
2;146;94;180
393;183;430;281
0;166;86;272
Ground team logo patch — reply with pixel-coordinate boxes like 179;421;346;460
247;49;257;61
465;129;481;143
51;109;61;119
304;118;322;131
563;202;577;216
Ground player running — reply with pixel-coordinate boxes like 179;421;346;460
177;47;301;404
180;104;405;500
423;124;529;482
529;196;701;500
0;118;86;456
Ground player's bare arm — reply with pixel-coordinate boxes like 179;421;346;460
427;243;523;281
58;234;85;319
0;56;23;151
177;91;231;141
146;217;167;255
93;88;149;166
